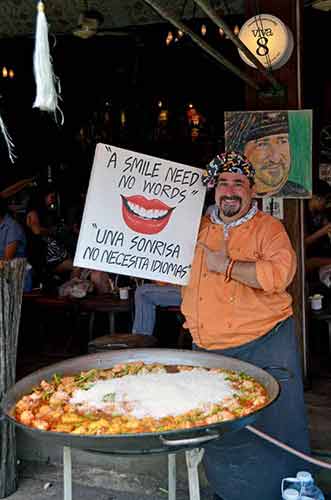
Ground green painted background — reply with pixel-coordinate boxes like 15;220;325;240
288;110;312;192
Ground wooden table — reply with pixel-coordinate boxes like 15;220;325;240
79;294;133;339
22;291;133;344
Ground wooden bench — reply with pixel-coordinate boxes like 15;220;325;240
88;333;158;353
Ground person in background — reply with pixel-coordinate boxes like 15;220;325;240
132;281;181;336
0;197;26;260
65;187;111;295
305;179;331;275
0;197;32;291
181;151;310;500
25;184;73;286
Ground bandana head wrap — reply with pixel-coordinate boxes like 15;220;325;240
202;151;255;189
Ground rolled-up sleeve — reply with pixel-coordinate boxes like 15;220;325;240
255;225;297;294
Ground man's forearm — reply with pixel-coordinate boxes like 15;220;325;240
305;231;322;247
230;260;262;289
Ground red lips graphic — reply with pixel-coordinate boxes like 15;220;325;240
121;195;175;235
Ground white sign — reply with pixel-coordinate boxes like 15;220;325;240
262;197;284;220
238;14;294;70
74;144;206;285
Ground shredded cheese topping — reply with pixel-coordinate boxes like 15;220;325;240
70;369;237;419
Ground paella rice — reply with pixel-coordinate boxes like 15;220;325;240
13;362;269;435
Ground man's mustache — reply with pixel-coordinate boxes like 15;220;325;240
260;161;285;171
220;196;241;202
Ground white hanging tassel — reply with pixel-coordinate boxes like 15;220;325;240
33;1;63;122
0;113;16;164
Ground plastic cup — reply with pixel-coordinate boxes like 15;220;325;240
119;287;129;300
309;294;323;311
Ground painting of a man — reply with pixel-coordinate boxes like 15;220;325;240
225;110;312;198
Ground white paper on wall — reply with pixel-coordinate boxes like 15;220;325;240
262;197;284;220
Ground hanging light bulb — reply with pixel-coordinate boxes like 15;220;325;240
8;69;14;79
233;24;240;36
165;31;173;46
120;110;126;127
219;27;224;37
2;66;8;78
158;110;168;123
177;29;184;38
201;24;207;36
158;100;163;108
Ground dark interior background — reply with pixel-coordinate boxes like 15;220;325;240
0;7;329;200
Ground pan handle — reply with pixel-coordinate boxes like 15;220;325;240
160;431;220;447
262;365;294;382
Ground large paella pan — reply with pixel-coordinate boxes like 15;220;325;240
2;349;280;455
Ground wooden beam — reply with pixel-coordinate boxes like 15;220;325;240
244;0;307;377
142;0;260;90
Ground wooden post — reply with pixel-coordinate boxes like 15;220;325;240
244;0;307;371
0;258;26;498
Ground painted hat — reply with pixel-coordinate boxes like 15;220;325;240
202;151;255;188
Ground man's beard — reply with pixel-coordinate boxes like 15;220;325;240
257;161;287;187
219;196;242;217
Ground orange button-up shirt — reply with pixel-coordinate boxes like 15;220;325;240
181;211;296;350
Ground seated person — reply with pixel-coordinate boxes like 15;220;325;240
66;189;111;295
0;197;32;291
0;197;26;260
25;184;73;286
132;281;182;336
305;179;331;276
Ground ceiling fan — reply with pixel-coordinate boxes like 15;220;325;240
72;9;103;39
72;2;130;39
305;0;331;10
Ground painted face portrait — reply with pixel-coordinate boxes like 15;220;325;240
244;132;291;195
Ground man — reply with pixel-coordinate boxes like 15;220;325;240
225;111;310;197
181;151;311;500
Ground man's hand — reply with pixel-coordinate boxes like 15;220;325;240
198;241;229;274
319;222;331;237
198;241;261;288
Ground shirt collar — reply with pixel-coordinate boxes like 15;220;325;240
209;201;258;239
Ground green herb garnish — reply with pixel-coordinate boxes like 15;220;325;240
75;369;98;387
52;373;62;385
102;392;116;403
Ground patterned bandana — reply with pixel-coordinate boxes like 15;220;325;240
202;151;255;189
209;201;258;239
